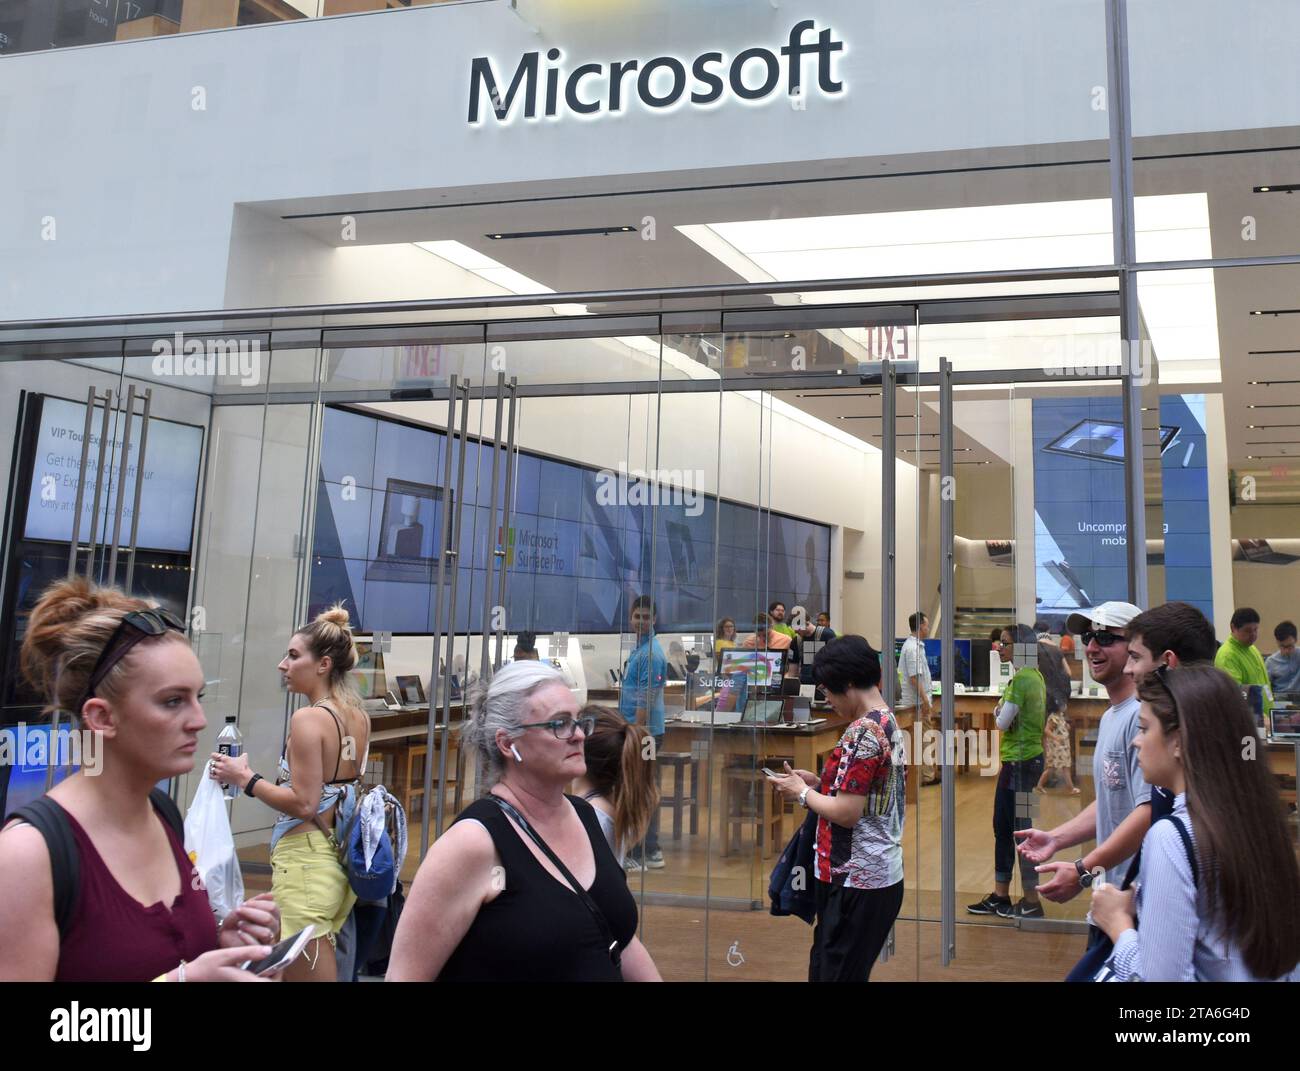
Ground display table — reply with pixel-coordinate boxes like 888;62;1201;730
1265;737;1298;806
661;712;854;776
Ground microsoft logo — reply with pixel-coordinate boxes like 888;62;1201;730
469;19;846;124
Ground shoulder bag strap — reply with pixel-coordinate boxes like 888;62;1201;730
1165;814;1199;888
149;787;184;842
492;795;621;967
10;796;79;941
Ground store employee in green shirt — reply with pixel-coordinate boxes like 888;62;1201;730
1215;607;1274;720
969;624;1046;920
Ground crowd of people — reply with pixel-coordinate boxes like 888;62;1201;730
0;576;1297;983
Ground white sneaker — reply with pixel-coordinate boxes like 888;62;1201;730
645;849;665;870
624;857;645;872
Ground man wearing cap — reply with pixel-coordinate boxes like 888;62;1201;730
1014;601;1155;949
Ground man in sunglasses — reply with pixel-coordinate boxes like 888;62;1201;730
1014;601;1150;949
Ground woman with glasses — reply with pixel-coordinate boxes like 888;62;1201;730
210;604;370;982
572;705;659;867
1090;664;1300;981
387;660;661;981
0;579;280;982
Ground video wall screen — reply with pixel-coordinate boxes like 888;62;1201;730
22;395;202;554
1032;394;1211;622
309;406;831;635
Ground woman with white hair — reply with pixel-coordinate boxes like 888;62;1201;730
386;660;661;981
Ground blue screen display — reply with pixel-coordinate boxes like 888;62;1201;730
310;407;831;635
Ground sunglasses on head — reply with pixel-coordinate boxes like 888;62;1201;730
76;607;187;713
1081;629;1125;648
1151;662;1182;727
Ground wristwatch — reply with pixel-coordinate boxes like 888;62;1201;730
1074;858;1095;887
798;787;811;809
244;773;263;798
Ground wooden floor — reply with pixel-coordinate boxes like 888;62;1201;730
241;762;1299;981
640;906;1090;982
240;764;1105;980
390;765;1101;923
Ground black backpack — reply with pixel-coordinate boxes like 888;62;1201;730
9;787;184;941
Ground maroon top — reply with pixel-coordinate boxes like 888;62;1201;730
53;799;220;982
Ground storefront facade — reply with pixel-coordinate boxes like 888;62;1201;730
1;0;1298;980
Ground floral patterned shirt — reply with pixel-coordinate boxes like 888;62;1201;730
813;708;906;890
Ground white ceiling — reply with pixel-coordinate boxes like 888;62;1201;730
267;138;1300;492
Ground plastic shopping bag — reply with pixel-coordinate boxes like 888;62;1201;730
183;772;244;920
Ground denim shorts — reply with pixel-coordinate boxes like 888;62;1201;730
270;829;356;946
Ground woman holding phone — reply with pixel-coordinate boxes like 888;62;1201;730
768;635;905;982
0;578;280;982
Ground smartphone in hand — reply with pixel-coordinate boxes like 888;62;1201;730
241;925;315;976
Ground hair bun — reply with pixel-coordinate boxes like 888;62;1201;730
315;603;352;631
20;577;146;707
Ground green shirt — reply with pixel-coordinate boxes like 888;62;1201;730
999;666;1046;762
1214;636;1274;717
772;622;797;640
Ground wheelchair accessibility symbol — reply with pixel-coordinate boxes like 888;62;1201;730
726;940;745;968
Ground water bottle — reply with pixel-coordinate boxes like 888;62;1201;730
216;716;243;800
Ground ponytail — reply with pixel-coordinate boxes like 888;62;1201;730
580;705;659;854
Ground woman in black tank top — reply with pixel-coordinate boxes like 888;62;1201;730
387;662;662;982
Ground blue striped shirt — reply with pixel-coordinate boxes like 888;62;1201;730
1110;794;1299;982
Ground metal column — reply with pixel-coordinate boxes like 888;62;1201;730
479;372;506;684
1106;0;1148;609
123;390;153;592
939;357;957;965
491;379;519;671
66;387;98;578
879;359;897;705
422;377;459;860
106;385;136;582
432;381;472;843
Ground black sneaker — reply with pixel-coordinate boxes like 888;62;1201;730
1014;899;1045;919
966;892;1011;916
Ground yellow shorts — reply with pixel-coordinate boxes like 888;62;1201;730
270;829;356;946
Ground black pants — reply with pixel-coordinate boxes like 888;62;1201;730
808;879;904;982
993;754;1044;892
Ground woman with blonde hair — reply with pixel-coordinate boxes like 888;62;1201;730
211;603;370;982
0;578;280;982
572;705;660;866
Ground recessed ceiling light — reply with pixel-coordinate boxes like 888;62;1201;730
485;225;638;240
1253;183;1300;193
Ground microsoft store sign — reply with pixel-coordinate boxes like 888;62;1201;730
469;19;846;124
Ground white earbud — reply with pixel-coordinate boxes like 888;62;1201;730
510;744;523;764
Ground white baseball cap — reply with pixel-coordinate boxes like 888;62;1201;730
1066;601;1143;636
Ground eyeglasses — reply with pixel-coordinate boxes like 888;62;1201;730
518;713;596;740
77;607;187;712
1081;629;1125;648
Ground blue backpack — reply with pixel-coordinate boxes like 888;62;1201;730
333;786;400;901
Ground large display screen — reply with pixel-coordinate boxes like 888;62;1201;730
1033;395;1211;621
23;396;203;554
310;406;832;634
